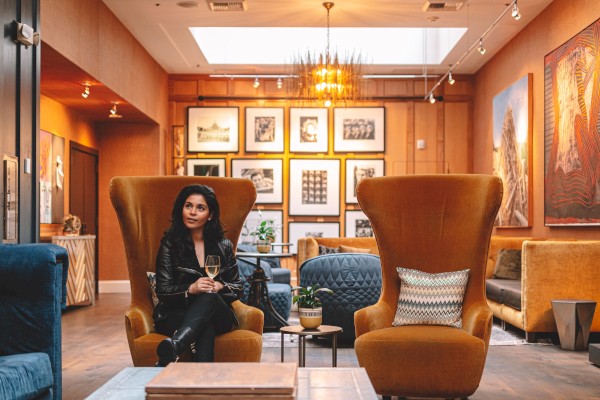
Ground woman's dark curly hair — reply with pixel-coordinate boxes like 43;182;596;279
165;185;224;258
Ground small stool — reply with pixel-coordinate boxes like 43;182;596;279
551;299;596;351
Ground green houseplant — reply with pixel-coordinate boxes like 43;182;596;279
292;284;333;329
250;218;278;253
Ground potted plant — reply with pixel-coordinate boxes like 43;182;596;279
250;218;278;253
62;214;82;236
292;284;333;329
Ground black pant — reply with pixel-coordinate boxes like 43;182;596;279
155;293;234;362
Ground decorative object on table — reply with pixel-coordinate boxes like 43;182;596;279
187;106;239;153
544;18;600;226
231;158;283;204
292;284;333;329
186;158;226;177
289;107;329;153
245;107;284;153
334;107;385;152
345;210;374;238
239;210;283;251
289;158;340;216
288;222;340;255
62;214;82;236
249;215;280;253
284;2;369;108
345;158;385;203
492;74;531;227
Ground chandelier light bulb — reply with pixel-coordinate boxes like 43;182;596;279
82;85;90;98
512;2;521;20
253;77;260;88
429;93;436;104
478;39;486;55
448;71;455;85
277;77;283;89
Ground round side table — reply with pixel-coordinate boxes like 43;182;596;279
280;325;343;367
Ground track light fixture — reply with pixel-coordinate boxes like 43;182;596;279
82;84;90;98
448;71;455;85
478;38;486;55
276;77;283;89
512;1;521;20
253;77;260;88
109;102;123;118
429;93;436;104
110;104;117;115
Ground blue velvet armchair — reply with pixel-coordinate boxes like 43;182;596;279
0;244;69;400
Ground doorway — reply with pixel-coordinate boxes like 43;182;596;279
69;142;99;294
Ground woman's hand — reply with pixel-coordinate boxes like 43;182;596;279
188;277;219;294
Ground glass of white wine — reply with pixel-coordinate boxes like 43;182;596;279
205;255;220;293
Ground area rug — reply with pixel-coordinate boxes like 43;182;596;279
262;320;528;348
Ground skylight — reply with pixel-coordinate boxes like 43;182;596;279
189;27;467;66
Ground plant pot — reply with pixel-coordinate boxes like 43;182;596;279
256;240;271;253
299;307;322;329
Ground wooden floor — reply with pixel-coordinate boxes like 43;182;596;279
62;294;600;400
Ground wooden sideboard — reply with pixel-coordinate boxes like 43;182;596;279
52;235;96;306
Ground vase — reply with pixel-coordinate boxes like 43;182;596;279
299;307;322;329
256;240;271;253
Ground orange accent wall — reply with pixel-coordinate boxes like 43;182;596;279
473;0;600;238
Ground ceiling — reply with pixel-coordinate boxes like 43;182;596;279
103;0;553;76
40;0;554;123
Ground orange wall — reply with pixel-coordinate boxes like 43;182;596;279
40;95;100;217
473;0;600;239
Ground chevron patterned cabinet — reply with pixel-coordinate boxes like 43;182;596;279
52;235;96;306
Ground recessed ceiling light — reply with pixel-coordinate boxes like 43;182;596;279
177;1;199;8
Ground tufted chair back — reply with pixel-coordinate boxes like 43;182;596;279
110;176;264;366
300;253;382;342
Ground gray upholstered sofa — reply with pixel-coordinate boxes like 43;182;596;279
299;253;382;342
0;244;69;399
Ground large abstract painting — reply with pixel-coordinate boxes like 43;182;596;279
544;19;600;225
492;74;532;227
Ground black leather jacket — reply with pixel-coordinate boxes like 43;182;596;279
153;235;243;322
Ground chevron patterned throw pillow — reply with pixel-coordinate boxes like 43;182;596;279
393;267;470;328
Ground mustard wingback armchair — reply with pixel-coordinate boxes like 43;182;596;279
109;176;264;366
354;175;502;399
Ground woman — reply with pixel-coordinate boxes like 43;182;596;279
153;184;243;365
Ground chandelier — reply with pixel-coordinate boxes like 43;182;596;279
285;2;369;107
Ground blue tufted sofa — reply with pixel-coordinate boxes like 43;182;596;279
0;244;69;400
299;253;382;342
236;244;292;329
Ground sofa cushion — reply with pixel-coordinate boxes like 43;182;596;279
486;279;522;311
339;244;371;254
393;267;470;328
492;249;522;280
318;245;339;255
0;353;53;400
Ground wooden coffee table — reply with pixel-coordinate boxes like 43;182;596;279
86;366;376;399
280;325;343;367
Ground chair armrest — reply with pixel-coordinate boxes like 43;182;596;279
354;300;395;338
125;304;155;340
232;300;264;334
462;301;493;343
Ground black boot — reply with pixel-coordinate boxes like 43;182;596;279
156;326;196;366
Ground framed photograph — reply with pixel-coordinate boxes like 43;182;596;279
245;107;284;153
289;158;340;216
345;210;374;238
173;126;185;157
289;108;329;153
231;159;283;204
493;74;532;228
345;159;385;204
173;158;185;176
334;107;385;152
187;106;239;152
186;158;226;177
544;18;600;226
288;222;340;254
239;210;284;251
